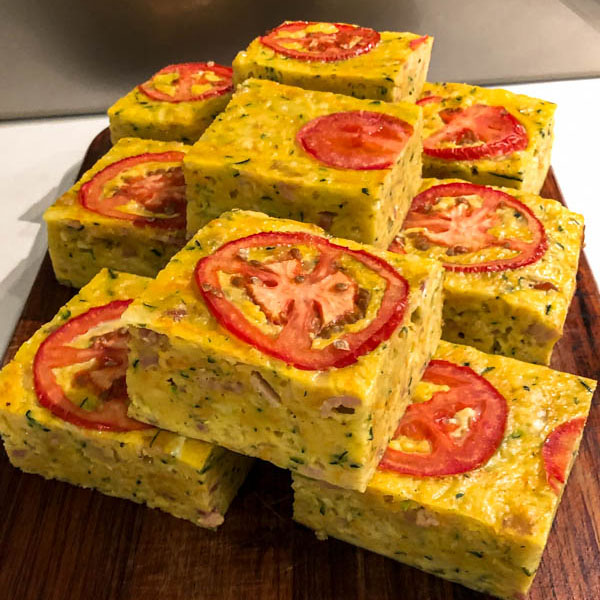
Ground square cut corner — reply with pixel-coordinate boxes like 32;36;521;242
389;34;433;104
44;137;191;288
124;211;444;491
292;340;596;598
183;78;423;247
0;269;252;528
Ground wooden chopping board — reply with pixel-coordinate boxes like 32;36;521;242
1;128;598;600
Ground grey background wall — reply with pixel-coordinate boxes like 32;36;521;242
1;0;599;119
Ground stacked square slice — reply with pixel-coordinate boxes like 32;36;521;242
109;61;234;144
123;210;444;492
232;21;433;102
0;269;253;527
183;78;423;247
389;178;584;364
45;137;191;288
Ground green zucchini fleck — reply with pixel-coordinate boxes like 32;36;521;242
25;410;50;432
489;172;523;182
329;450;348;465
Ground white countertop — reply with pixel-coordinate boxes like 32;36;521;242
1;77;598;357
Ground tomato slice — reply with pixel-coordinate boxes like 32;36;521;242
408;35;429;50
33;300;150;432
424;104;528;160
79;152;186;229
138;62;233;103
542;417;586;494
297;111;413;170
380;360;508;477
416;94;442;106
260;21;380;62
194;232;409;370
391;182;547;273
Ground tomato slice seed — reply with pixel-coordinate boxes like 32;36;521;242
260;21;380;62
194;231;409;370
138;62;233;103
79;151;186;229
391;182;547;273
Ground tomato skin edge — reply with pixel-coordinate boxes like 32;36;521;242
379;360;509;477
423;106;529;161
409;35;429;50
78;151;186;230
296;110;414;171
259;21;380;62
33;300;151;432
138;62;233;103
416;95;442;106
542;417;586;495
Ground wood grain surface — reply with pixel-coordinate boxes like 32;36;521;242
1;128;598;600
